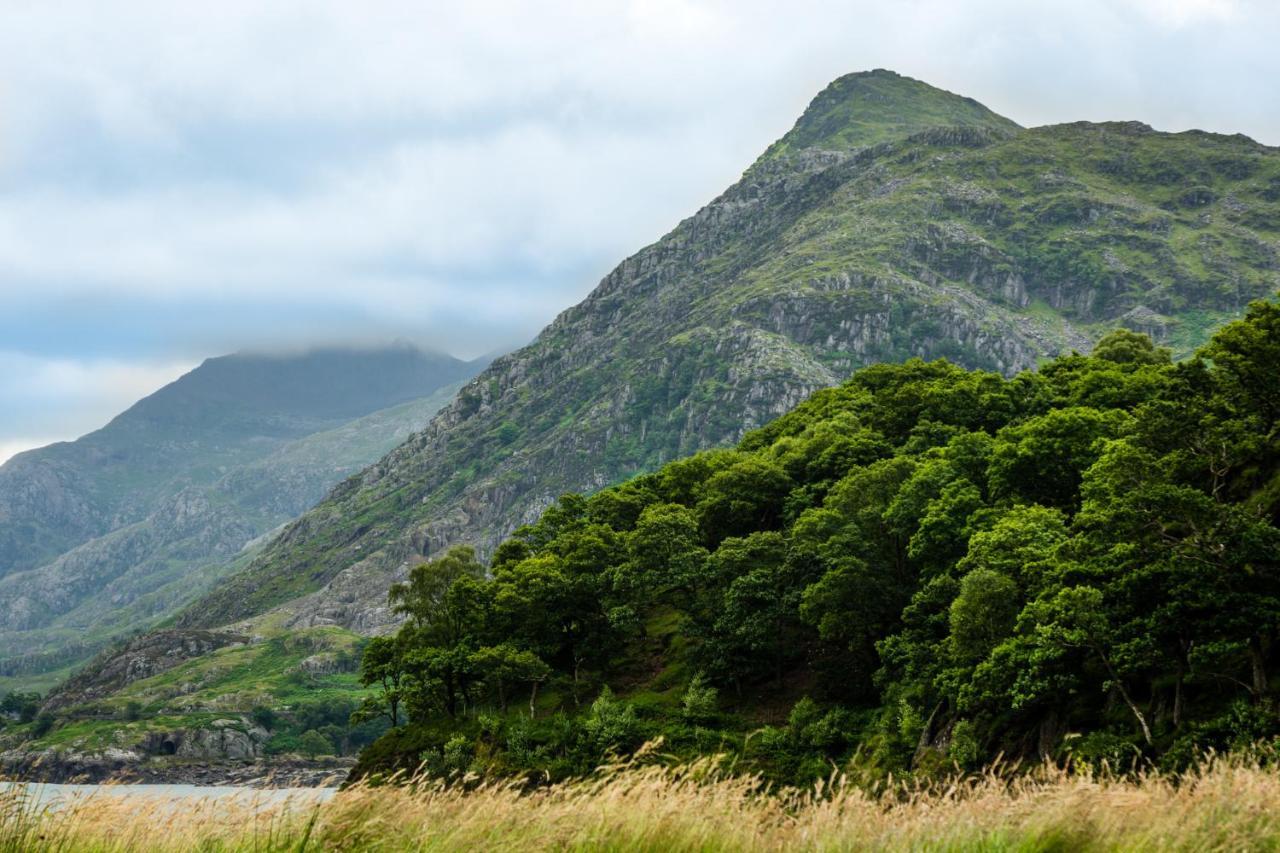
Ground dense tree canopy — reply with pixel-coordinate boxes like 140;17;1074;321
357;300;1280;783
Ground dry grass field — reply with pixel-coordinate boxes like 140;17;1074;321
5;754;1280;852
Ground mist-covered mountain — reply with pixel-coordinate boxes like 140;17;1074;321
176;69;1279;638
0;346;484;688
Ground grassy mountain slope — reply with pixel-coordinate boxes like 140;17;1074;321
182;69;1280;636
0;349;481;691
0;346;477;577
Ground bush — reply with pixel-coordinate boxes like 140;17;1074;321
1062;731;1144;772
297;729;336;758
31;713;55;738
682;674;718;723
948;720;980;770
1162;701;1280;771
124;701;143;722
251;706;277;731
583;687;638;753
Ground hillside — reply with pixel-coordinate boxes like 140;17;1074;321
24;305;1278;785
345;302;1280;783
180;69;1280;638
0;347;482;692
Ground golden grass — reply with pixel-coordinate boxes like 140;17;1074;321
6;754;1280;852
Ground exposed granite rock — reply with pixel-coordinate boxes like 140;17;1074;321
0;745;351;787
41;630;248;713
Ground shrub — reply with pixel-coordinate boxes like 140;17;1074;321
422;734;475;779
1062;731;1144;772
681;674;718;723
251;706;277;731
948;720;980;769
297;729;336;758
584;687;638;753
31;713;55;738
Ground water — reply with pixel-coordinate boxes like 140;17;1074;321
3;782;337;812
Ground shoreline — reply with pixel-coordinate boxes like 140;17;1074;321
0;747;354;788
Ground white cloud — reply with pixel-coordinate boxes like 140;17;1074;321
1131;0;1240;28
0;0;1276;446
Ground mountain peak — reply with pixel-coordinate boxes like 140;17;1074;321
764;69;1021;159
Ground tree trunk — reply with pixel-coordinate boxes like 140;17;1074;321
529;681;539;719
1038;708;1064;762
911;702;943;768
1249;635;1269;699
1172;665;1185;730
1098;649;1153;746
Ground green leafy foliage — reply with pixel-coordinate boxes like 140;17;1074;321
357;303;1280;784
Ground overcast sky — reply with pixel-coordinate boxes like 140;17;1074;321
1;0;1278;463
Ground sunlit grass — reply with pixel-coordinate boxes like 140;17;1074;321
6;752;1280;851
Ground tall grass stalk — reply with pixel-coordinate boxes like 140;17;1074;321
5;753;1280;851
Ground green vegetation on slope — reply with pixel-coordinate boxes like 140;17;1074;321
351;301;1280;785
3;623;387;759
760;68;1021;158
180;70;1280;639
0;381;470;696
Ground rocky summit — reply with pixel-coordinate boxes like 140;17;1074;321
174;69;1279;641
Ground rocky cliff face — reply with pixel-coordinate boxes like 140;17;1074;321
178;70;1280;639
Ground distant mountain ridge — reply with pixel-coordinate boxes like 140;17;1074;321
173;69;1279;639
0;345;484;690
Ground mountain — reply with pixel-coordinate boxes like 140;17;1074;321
0;346;484;690
178;69;1279;637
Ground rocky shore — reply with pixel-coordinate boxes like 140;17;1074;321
0;746;353;787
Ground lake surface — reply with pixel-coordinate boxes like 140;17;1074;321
3;782;337;811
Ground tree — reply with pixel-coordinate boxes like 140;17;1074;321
469;644;551;714
623;503;707;603
297;729;335;758
403;644;478;720
490;550;613;704
0;692;42;724
948;569;1020;665
956;504;1067;593
696;457;793;543
1201;297;1280;424
1090;329;1171;365
390;545;488;645
355;635;410;727
1026;586;1153;746
706;533;806;686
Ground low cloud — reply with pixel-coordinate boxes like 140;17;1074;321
0;0;1276;448
0;353;195;451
